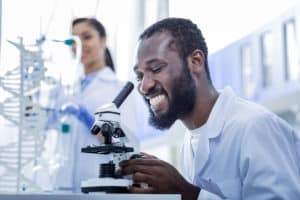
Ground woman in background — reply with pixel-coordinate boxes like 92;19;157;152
54;17;138;192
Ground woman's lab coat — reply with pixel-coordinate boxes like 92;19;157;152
181;87;300;199
54;67;138;192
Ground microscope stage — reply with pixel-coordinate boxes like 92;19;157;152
82;145;134;154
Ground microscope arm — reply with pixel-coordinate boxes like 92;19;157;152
119;122;140;154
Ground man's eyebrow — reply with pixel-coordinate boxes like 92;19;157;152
146;59;159;66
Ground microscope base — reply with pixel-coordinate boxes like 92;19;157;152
0;193;181;200
81;186;128;193
81;177;132;193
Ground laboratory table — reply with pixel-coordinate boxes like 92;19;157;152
0;193;181;200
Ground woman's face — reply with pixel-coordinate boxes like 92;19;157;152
72;22;106;67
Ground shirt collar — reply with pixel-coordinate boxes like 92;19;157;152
81;70;98;83
186;86;235;139
190;86;237;180
205;86;236;139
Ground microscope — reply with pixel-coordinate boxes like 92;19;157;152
80;82;141;193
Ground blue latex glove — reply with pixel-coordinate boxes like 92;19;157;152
60;103;95;130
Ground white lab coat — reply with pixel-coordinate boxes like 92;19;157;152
181;87;300;199
54;67;138;192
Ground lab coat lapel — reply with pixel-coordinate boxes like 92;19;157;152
193;87;235;180
182;132;195;180
192;130;210;182
82;67;117;94
95;67;117;82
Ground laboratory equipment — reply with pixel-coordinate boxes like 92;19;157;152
56;36;82;87
0;193;180;200
54;35;82;140
52;38;75;46
81;81;140;193
47;35;82;192
0;37;47;192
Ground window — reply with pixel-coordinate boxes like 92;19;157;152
260;31;273;88
144;0;169;28
241;44;255;97
283;19;299;81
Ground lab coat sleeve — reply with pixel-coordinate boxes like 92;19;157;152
197;189;224;200
239;114;300;199
195;178;226;199
197;113;300;200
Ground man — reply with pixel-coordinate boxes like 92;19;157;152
120;18;300;199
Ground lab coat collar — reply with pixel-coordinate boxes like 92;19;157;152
95;67;118;82
205;86;235;139
192;86;236;180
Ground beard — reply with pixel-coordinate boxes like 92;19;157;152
145;64;196;130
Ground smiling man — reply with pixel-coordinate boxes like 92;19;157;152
134;31;199;130
120;18;300;199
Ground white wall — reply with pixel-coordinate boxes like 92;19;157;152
169;0;299;53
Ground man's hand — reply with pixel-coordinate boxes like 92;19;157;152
96;131;105;143
119;156;200;200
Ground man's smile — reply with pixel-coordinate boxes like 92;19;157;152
148;94;168;113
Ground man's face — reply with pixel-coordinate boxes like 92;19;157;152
134;32;196;130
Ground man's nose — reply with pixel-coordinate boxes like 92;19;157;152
139;75;155;95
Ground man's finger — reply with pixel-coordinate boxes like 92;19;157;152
96;131;105;143
122;164;158;175
120;158;162;167
128;185;156;193
132;172;155;185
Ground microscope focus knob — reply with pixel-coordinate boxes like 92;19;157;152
113;128;125;138
91;125;101;135
101;123;112;135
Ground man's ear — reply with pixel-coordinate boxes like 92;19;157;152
187;49;205;74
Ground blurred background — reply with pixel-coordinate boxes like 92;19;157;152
0;0;299;193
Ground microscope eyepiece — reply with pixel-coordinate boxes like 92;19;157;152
112;82;134;108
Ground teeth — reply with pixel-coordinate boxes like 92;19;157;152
149;95;165;107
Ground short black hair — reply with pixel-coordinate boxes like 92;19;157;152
140;18;211;83
72;17;115;72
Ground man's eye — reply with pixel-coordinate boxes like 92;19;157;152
152;67;162;73
152;64;166;74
